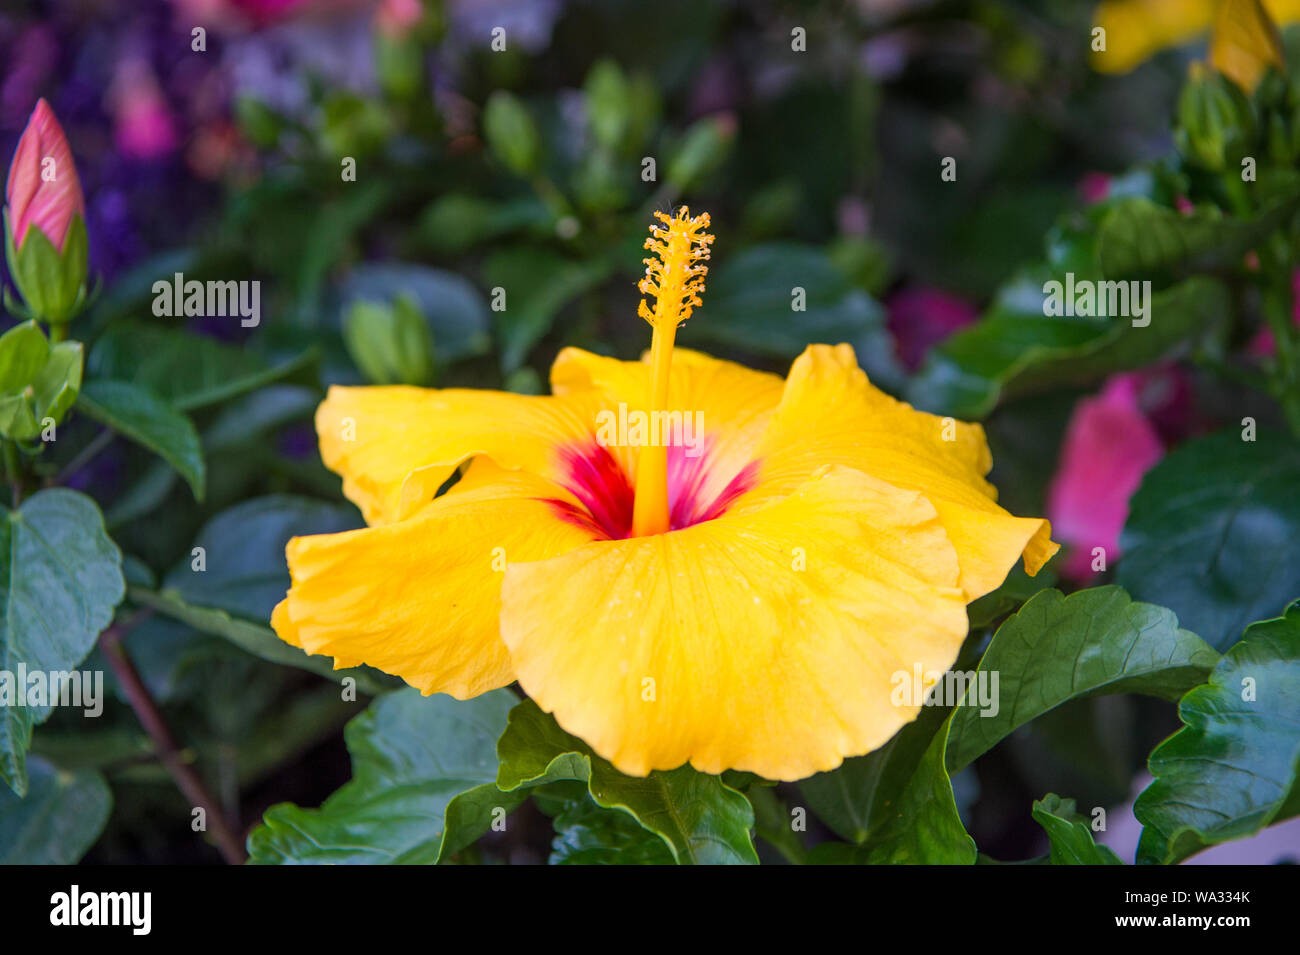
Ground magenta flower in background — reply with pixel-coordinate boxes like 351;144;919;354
110;58;179;161
1247;269;1300;358
1077;171;1110;205
376;0;423;35
6;98;85;253
1046;374;1164;581
885;286;978;371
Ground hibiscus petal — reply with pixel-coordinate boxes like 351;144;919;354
1091;0;1215;75
499;465;968;782
315;384;603;524
742;344;1056;599
272;467;597;698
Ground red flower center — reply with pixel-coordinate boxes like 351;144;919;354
548;439;758;539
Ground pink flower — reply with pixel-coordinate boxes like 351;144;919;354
886;287;978;371
110;59;179;161
5;98;85;253
376;0;423;35
167;0;364;31
1047;374;1164;581
1077;171;1110;205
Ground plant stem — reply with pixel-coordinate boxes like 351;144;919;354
2;440;22;507
53;427;113;486
98;611;248;864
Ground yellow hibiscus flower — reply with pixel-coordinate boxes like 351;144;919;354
271;208;1057;782
1094;0;1293;91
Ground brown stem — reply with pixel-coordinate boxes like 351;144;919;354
99;611;247;864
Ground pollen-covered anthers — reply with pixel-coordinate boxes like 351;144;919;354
637;207;714;329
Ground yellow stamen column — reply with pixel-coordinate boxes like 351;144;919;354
630;208;713;537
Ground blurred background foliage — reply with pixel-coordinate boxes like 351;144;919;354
2;0;1297;864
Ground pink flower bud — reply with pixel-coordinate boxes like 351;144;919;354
376;0;423;36
110;59;179;161
5;98;85;253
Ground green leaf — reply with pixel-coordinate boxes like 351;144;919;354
31;340;82;424
1134;602;1300;864
0;757;111;863
819;586;1215;864
0;489;124;795
1031;794;1124;865
125;586;393;696
87;320;317;412
745;783;807;864
202;384;319;451
550;795;676;864
666;115;735;190
248;689;521;864
800;703;947;844
497;699;758;864
967;561;1059;629
0;321;49;393
76;379;205;500
945;587;1219;773
336;264;491;363
856;721;977;864
417;194;551;255
1118;428;1300;651
482;248;611;371
909;275;1228;419
165;495;358;619
0;393;38;441
483;91;540;175
584;59;632;152
122;494;395;693
1097;194;1300;282
681;243;902;391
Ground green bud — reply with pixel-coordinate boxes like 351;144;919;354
573;150;627;213
321;92;392;158
666;114;736;191
623;75;660;155
584;60;631;152
1175;63;1253;174
343;297;436;386
1254;66;1289;112
1266;111;1300;164
375;32;424;101
234;96;281;149
4;209;90;325
1176;64;1256;172
483;91;540;176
